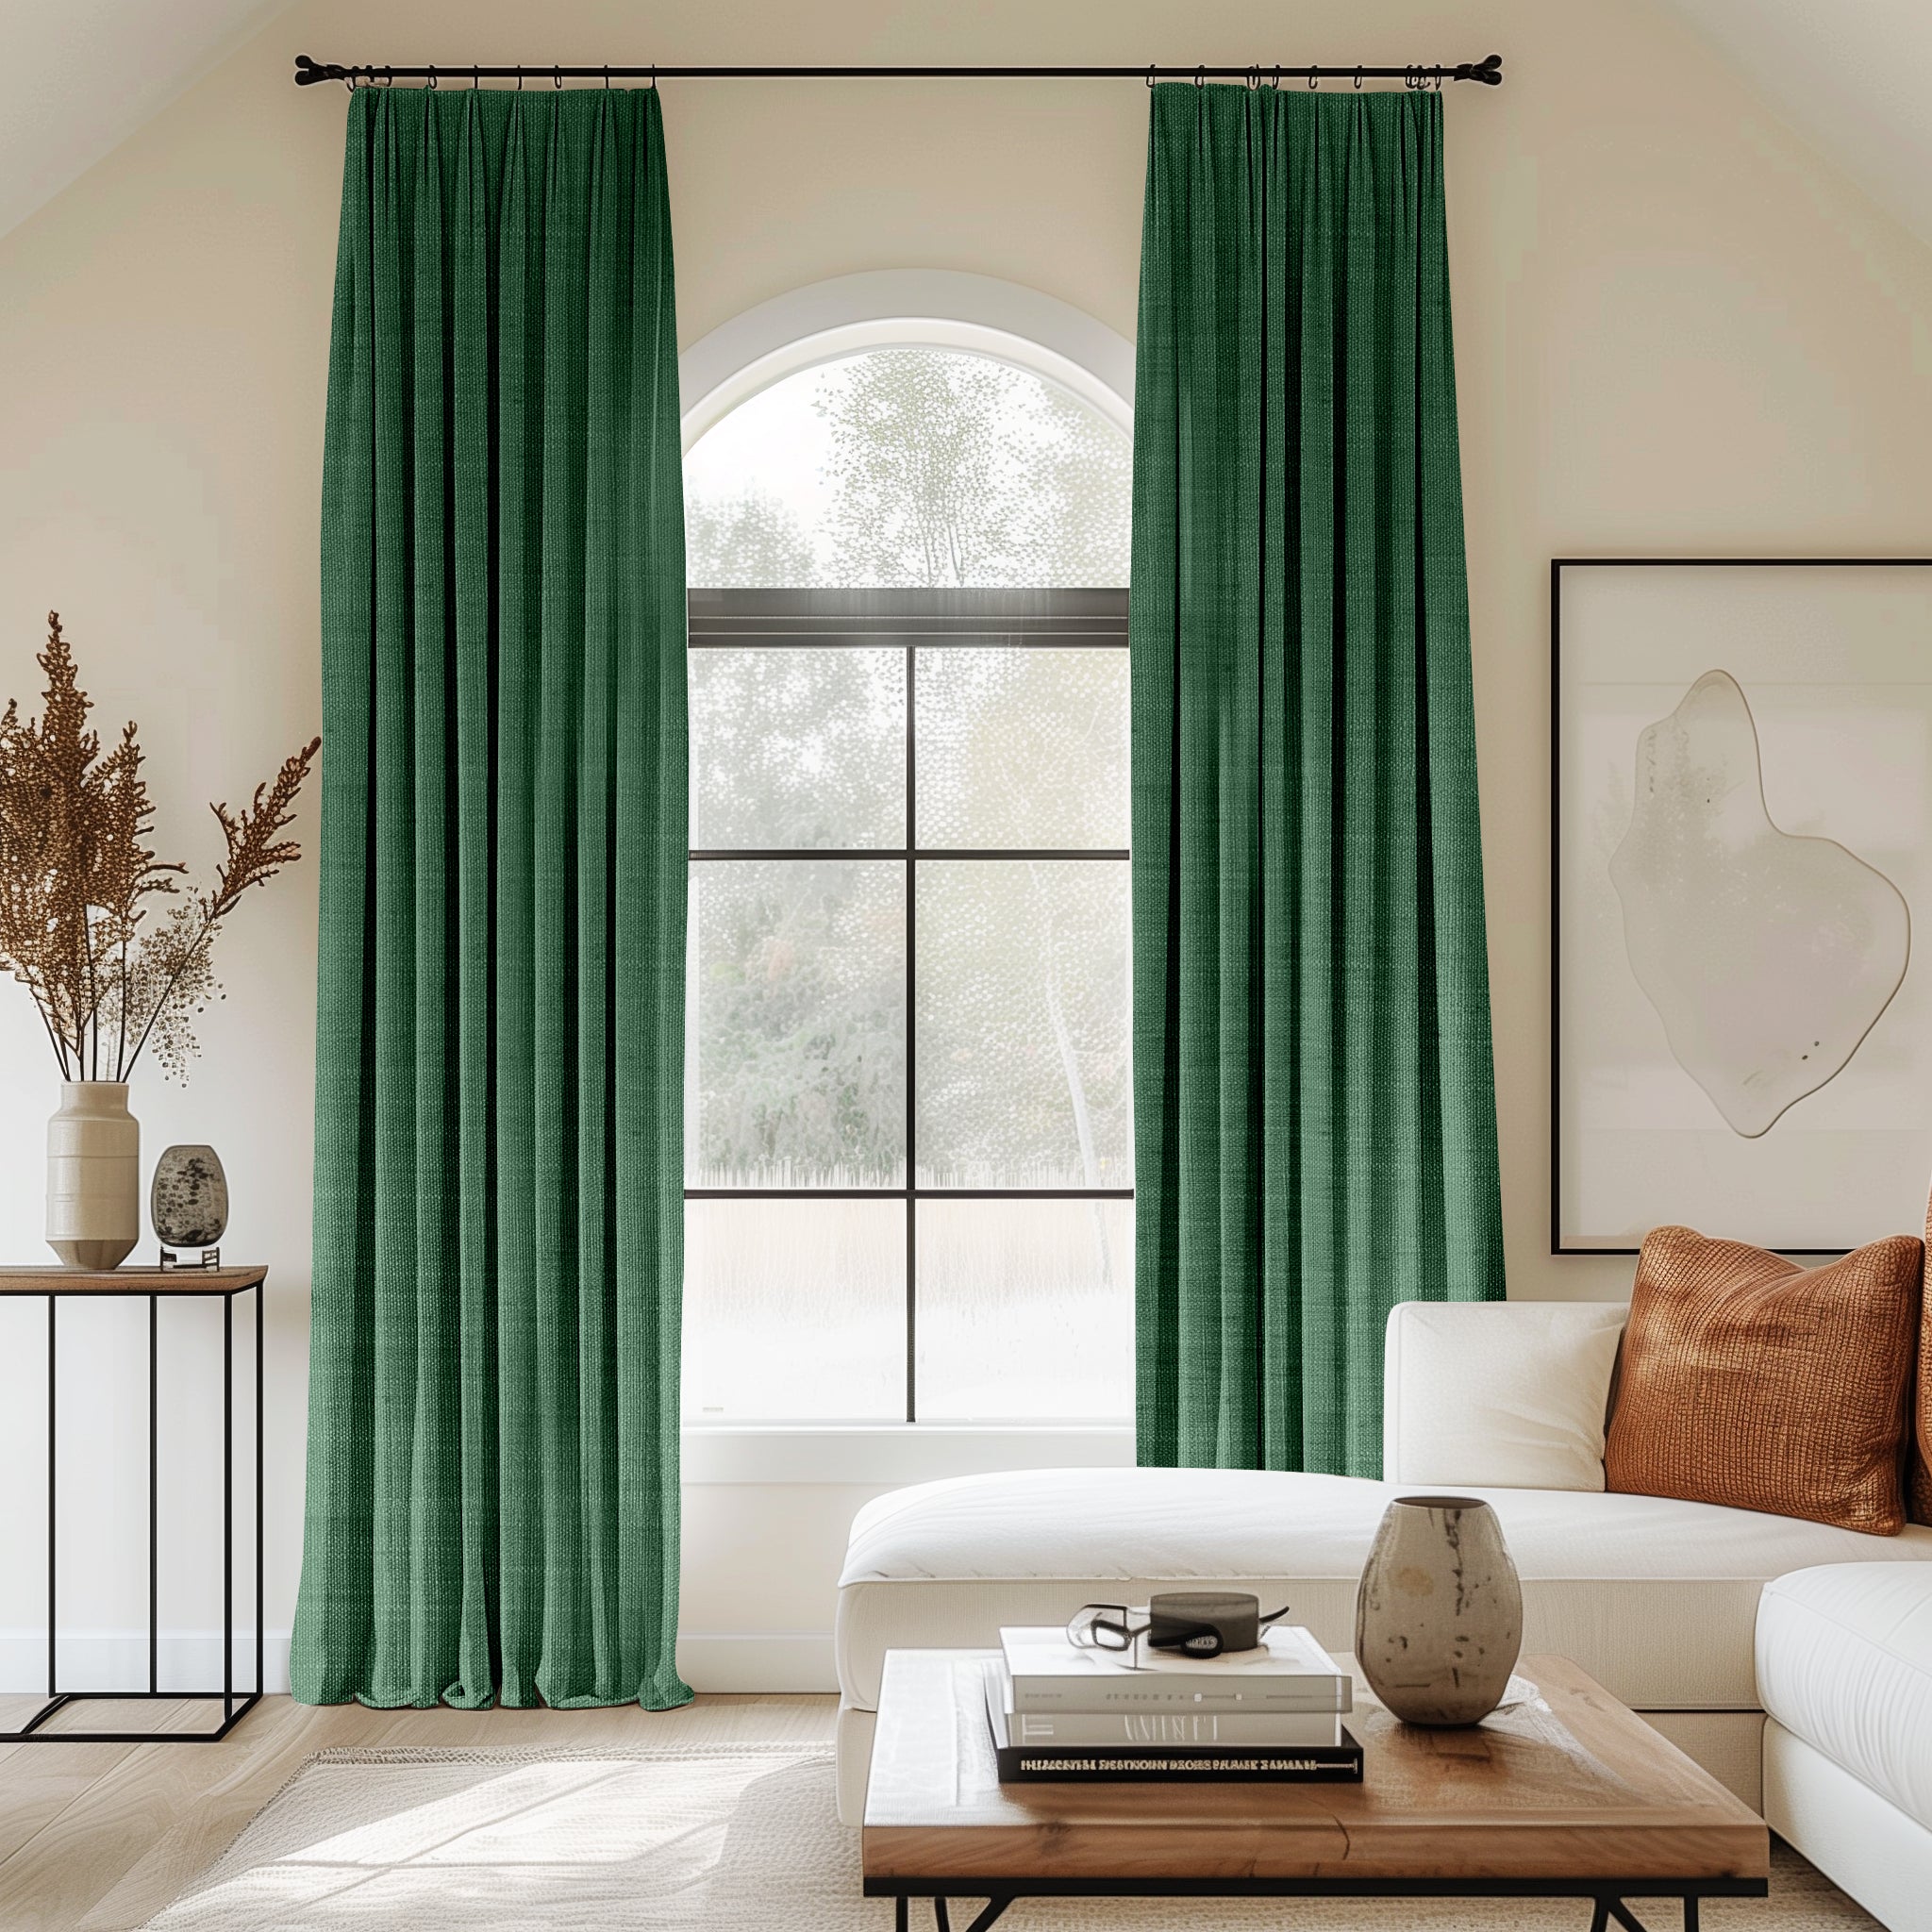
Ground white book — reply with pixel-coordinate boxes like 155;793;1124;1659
997;1624;1353;1714
1007;1700;1344;1747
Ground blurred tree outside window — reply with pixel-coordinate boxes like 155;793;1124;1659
682;346;1133;1424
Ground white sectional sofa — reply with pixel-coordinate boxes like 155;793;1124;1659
835;1300;1932;1927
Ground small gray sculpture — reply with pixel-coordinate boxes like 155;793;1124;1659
1355;1494;1523;1726
151;1143;228;1269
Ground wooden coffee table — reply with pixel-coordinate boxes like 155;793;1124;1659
863;1650;1768;1932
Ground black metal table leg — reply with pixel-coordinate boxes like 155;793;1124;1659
149;1291;158;1698
45;1291;56;1707
255;1281;264;1700
223;1291;233;1726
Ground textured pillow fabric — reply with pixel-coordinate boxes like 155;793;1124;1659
1383;1300;1626;1491
1605;1226;1922;1537
1914;1194;1932;1527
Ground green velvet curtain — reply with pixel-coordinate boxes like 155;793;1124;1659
291;88;690;1709
1131;85;1505;1477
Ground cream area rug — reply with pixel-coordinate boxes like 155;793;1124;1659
143;1743;1878;1931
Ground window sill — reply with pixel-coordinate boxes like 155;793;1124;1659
679;1422;1135;1486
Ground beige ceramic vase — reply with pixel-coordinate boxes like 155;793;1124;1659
46;1081;141;1269
1355;1493;1523;1726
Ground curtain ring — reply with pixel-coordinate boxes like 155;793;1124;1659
603;65;611;89
1145;63;1156;89
1307;62;1319;91
425;63;437;90
1193;64;1205;89
553;64;563;90
1270;64;1280;90
515;66;524;91
1355;65;1364;91
381;65;392;88
1246;63;1260;92
472;64;480;90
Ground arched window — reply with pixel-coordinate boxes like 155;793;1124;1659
681;278;1133;1425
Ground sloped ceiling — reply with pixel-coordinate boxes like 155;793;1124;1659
1;0;1931;251
0;0;291;239
1659;0;1932;249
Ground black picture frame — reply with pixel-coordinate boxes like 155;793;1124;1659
1550;556;1932;1257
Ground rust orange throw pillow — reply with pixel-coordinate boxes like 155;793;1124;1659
1605;1225;1922;1537
1915;1199;1932;1527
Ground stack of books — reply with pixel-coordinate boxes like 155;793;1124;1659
986;1622;1363;1783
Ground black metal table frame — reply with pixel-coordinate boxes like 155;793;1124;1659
870;1874;1770;1932
2;1275;263;1744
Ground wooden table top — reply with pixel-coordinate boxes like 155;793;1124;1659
0;1265;267;1293
863;1650;1770;1886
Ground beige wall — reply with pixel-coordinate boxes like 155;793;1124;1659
1;0;1929;1686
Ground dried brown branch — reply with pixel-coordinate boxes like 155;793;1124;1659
0;612;318;1083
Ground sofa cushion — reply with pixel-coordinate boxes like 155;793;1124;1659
1605;1226;1922;1536
1757;1563;1932;1832
1384;1300;1625;1491
837;1468;1932;1715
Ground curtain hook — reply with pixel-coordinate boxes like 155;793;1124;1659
472;64;480;90
603;64;610;90
553;64;563;90
1355;64;1364;91
1270;63;1280;90
515;65;524;92
426;63;437;90
1307;61;1319;91
1246;63;1259;92
1145;62;1156;90
1193;64;1205;89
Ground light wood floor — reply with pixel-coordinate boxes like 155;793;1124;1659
0;1690;838;1932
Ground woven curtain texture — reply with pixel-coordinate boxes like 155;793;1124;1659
291;87;690;1710
1131;85;1505;1477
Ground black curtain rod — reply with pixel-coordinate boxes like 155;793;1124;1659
294;54;1504;90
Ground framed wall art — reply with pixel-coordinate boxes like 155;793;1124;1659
1552;558;1932;1254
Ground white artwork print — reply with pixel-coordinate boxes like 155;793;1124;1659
1557;563;1932;1251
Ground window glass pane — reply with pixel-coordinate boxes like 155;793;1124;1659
692;647;905;850
916;1200;1132;1420
685;348;1129;590
914;859;1130;1188
691;859;906;1187
685;1200;905;1420
916;647;1127;850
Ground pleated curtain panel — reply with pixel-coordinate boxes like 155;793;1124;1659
291;88;691;1709
1130;85;1506;1477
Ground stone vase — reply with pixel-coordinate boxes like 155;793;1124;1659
1355;1493;1523;1727
151;1143;229;1253
46;1081;141;1270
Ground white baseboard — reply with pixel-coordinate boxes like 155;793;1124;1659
1;1631;833;1700
675;1633;837;1693
0;1630;291;1697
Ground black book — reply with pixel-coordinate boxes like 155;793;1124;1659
983;1672;1365;1784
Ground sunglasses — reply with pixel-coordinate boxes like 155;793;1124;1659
1066;1593;1291;1662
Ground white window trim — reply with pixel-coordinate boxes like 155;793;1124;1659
680;1423;1136;1486
678;273;1138;1482
679;269;1135;450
